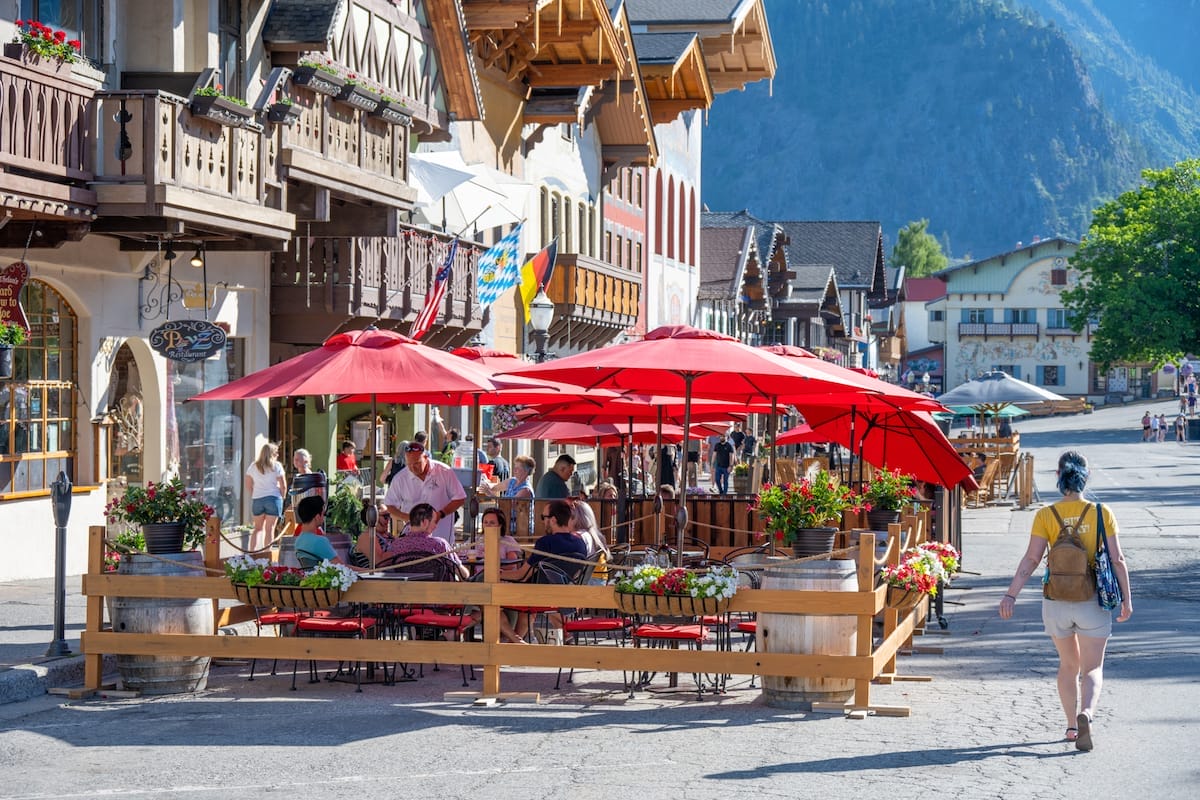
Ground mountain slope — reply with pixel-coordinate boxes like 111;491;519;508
701;0;1146;258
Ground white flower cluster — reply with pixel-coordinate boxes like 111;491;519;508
689;565;739;599
301;560;360;591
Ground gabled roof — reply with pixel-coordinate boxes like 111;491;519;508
787;263;838;303
702;209;778;268
772;221;887;294
904;277;947;302
626;0;744;24
934;236;1079;279
632;32;698;62
698;226;749;298
263;0;342;44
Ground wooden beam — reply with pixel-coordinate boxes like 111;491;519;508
464;0;535;30
526;62;617;86
90;218;186;235
649;97;710;124
305;209;400;239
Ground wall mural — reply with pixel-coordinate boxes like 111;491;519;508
955;337;1085;382
1028;256;1073;295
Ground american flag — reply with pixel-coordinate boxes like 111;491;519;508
410;238;458;340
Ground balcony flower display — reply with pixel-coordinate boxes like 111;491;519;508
10;20;81;63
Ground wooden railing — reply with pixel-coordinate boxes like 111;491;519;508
93;91;280;210
0;56;95;205
80;513;937;713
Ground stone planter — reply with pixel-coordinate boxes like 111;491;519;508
266;101;303;126
336;83;382;112
370;99;413;125
791;527;838;559
291;65;346;97
189;94;254;128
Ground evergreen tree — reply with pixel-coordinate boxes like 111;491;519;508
891;219;949;277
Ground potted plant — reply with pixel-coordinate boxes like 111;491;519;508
336;73;382;112
878;542;959;612
861;467;917;530
104;478;214;554
225;554;358;608
0;321;28;379
5;20;81;71
291;59;347;96
266;95;303;126
189;85;255;127
751;469;859;558
324;474;364;537
613;563;739;616
731;462;751;494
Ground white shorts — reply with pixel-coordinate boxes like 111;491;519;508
1042;598;1112;639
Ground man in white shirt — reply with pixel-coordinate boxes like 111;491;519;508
382;441;466;546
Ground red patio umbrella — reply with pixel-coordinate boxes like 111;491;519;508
498;419;692;446
775;406;975;489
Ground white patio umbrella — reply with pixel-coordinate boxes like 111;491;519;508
410;151;531;233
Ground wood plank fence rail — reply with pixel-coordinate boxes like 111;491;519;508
81;513;936;714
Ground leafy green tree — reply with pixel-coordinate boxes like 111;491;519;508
891;219;949;277
1063;159;1200;367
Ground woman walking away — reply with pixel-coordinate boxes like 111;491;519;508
245;443;287;553
998;451;1132;751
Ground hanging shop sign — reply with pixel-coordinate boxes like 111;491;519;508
0;262;31;330
149;319;227;363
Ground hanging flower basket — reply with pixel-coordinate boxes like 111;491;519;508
232;583;343;609
614;591;730;617
886;586;924;613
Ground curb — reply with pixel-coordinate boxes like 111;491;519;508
0;655;117;705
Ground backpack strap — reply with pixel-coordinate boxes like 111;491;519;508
1047;503;1092;540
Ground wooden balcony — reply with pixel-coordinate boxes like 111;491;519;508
0;55;96;247
280;85;416;212
269;225;483;346
543;253;640;349
90;91;294;248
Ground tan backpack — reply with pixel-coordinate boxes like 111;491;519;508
1043;503;1096;602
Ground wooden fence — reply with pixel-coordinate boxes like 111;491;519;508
81;511;939;714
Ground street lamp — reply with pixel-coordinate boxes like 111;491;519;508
529;288;555;363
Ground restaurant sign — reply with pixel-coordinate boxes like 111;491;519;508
0;262;30;330
149;319;227;363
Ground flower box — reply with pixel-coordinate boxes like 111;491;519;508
3;42;70;75
886;586;924;613
370;100;412;125
189;95;255;128
337;83;382;112
291;65;346;97
233;583;343;609
266;101;303;126
614;591;731;617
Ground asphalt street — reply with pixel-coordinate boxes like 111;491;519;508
0;398;1197;799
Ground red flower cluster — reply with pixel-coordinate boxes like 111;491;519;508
651;568;690;596
259;566;305;586
12;20;82;62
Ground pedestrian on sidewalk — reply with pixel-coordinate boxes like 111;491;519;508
998;450;1133;752
1140;411;1151;441
1176;413;1188;443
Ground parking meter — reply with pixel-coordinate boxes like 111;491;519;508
47;471;72;657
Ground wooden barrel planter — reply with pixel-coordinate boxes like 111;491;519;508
759;559;858;709
111;552;213;695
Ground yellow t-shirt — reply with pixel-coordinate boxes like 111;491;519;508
1031;500;1119;568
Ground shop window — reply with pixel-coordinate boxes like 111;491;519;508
1;280;77;496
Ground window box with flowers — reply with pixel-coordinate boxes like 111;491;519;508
291;60;346;97
266;96;303;126
751;469;860;558
336;74;382;112
370;96;413;125
613;564;739;616
189;86;255;128
225;554;359;608
878;542;959;612
5;20;81;74
861;467;917;530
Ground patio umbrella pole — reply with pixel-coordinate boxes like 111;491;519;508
768;397;778;491
470;394;482;541
654;406;664;547
677;374;694;567
370;393;378;572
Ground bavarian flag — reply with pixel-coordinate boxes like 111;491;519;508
475;222;524;308
519;239;558;323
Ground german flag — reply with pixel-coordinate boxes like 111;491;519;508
519;239;558;323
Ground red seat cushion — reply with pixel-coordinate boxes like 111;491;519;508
406;612;474;631
505;605;556;613
296;617;375;634
700;615;728;626
733;620;757;634
258;612;301;626
564;617;630;633
633;624;706;641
